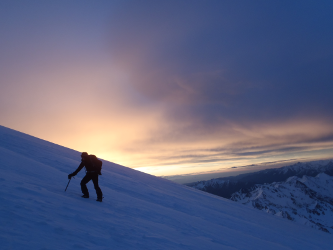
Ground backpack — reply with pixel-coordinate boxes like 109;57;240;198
90;155;102;175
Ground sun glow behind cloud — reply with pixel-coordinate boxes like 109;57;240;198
1;1;333;179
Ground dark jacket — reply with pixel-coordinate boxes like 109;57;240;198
72;157;96;175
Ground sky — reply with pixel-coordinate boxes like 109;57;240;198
1;0;333;182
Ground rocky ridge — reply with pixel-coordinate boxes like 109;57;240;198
231;173;333;233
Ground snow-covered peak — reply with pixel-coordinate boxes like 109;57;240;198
315;172;332;181
231;173;333;233
286;176;298;183
188;158;333;200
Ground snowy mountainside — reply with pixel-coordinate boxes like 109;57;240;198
1;125;333;249
231;173;333;233
187;160;333;198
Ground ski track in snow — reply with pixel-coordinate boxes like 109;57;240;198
0;125;332;250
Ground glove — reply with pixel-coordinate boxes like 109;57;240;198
68;173;75;179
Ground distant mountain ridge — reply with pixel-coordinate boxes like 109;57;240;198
187;160;333;199
231;173;333;233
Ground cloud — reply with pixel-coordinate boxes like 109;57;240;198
1;1;333;175
106;1;333;134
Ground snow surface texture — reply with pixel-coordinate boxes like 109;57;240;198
231;173;333;234
0;125;332;250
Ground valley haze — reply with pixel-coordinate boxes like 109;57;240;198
164;159;330;184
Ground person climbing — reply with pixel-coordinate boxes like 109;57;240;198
68;152;103;202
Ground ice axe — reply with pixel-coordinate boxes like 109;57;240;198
65;177;74;192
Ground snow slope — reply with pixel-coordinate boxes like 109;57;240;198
231;173;333;234
0;125;332;250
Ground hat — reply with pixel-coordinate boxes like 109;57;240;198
81;152;88;158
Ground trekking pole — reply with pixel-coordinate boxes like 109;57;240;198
65;178;71;192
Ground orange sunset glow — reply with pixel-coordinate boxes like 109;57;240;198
1;1;333;183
